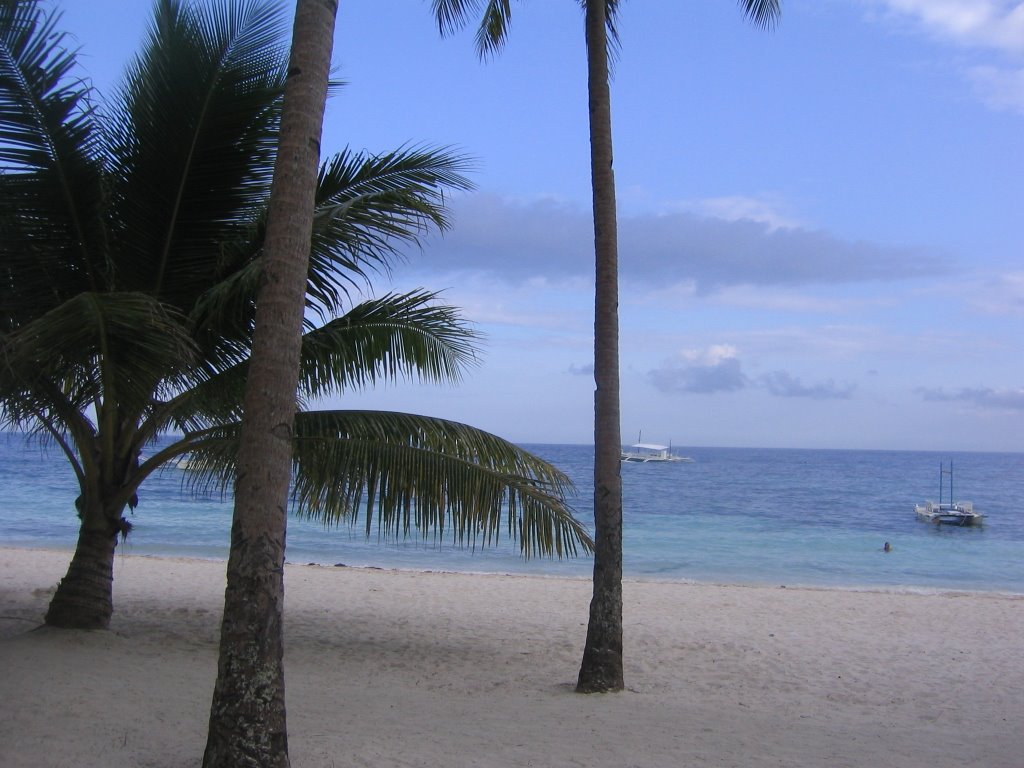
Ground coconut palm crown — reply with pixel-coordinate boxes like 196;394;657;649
0;0;592;630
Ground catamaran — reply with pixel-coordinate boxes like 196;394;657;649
914;460;984;527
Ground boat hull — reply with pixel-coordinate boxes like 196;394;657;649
914;503;984;527
621;454;686;463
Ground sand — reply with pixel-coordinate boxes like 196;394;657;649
1;546;1022;768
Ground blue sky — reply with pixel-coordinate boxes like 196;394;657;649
60;0;1024;451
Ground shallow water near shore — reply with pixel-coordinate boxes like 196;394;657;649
2;435;1022;592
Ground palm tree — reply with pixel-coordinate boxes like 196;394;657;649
431;0;781;692
0;0;592;639
202;1;336;763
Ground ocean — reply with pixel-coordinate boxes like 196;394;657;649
2;434;1022;593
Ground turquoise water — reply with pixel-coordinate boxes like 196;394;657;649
2;434;1022;592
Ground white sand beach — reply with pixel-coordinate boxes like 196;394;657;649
1;546;1022;768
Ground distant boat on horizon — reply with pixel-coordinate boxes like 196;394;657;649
620;432;693;463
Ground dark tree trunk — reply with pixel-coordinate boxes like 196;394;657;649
202;1;337;766
44;504;120;629
577;0;624;694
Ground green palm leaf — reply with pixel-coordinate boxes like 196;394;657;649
1;292;195;428
0;0;100;171
299;290;479;397
290;410;592;558
109;0;287;303
431;0;620;59
153;411;592;560
173;289;479;429
305;145;476;320
0;0;108;324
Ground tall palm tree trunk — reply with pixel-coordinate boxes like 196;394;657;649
577;0;624;694
203;1;338;766
44;501;121;629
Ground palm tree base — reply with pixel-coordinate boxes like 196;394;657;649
44;528;117;630
203;547;290;768
576;645;625;693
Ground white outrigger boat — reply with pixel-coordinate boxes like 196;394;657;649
914;461;984;527
620;434;693;463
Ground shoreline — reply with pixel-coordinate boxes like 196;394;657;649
6;542;1023;598
3;546;1023;768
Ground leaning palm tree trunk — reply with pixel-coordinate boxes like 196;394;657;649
203;1;338;765
43;498;121;629
577;0;624;693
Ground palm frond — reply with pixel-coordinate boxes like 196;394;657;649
0;0;100;171
0;0;109;324
163;289;479;432
1;292;196;424
184;144;476;333
141;413;593;560
577;1;621;65
298;290;480;397
137;423;241;494
290;410;592;558
432;1;620;60
108;0;288;305
304;145;476;320
737;0;781;30
432;0;512;59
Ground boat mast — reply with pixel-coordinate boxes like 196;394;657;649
938;460;955;506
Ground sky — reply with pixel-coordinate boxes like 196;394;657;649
58;0;1024;452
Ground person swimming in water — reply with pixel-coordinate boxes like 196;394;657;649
883;541;891;553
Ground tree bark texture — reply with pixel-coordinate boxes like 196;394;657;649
202;2;338;766
577;0;625;694
43;503;120;629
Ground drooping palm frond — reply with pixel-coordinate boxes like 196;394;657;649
181;142;476;359
139;352;249;441
135;422;241;494
298;290;480;397
167;288;480;435
148;410;593;560
431;0;620;60
0;0;101;173
305;145;476;320
0;0;108;324
289;410;592;558
431;0;513;58
738;0;781;30
0;292;196;426
585;0;621;59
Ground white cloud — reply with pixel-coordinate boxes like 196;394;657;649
664;195;804;232
677;344;740;366
863;2;1024;112
647;345;746;394
870;0;1024;54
